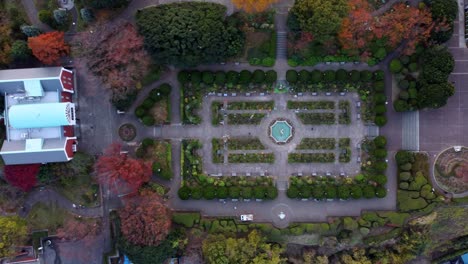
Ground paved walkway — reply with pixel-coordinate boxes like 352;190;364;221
402;111;419;151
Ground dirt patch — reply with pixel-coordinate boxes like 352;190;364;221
150;100;169;124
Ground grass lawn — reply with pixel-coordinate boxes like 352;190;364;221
27;203;70;233
146;140;173;180
31;230;48;252
55;173;99;207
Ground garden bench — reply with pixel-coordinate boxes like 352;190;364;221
217;93;222;96
312;92;318;96
356;101;361;107
312;172;317;176
298;172;303;176
325;92;332;96
339;92;346;96
232;93;236;96
246;93;250;96
223;93;228;97
298;93;303;96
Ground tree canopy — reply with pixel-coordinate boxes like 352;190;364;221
28;31;69;65
0;216;28;258
291;0;348;43
232;0;278;13
136;2;244;67
202;230;285;264
4;164;41;192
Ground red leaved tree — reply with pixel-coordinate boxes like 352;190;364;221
95;144;151;194
4;164;41;192
338;0;374;53
232;0;278;13
27;31;70;65
57;218;101;241
119;191;171;246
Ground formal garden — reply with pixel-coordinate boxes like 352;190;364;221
433;147;468;194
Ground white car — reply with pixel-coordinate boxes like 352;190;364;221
240;214;253;221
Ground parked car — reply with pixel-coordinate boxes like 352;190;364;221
240;214;253;221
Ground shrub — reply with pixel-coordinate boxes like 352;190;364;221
217;186;228;199
374;161;388;172
190;71;202;84
375;104;387;114
228;186;240;198
390;59;403;73
374;81;385;92
53;9;68;25
375;187;387;198
178;186;191;200
142;116;155;126
374;115;387;127
239;70;252;84
336;69;348;82
300;186;311;198
324;70;336;82
10;40;31;61
265;70;277;84
158;83;172;96
204;186;216;200
287;186;299;198
374;149;388;159
395;151;414;165
311;70;322;83
178;71;190;84
399;91;409;100
408;88;417;99
266;186;278;199
350;70;360;82
374;70;385;81
325;185;337;199
337;185;351;200
373;136;387;148
254;186;265;199
399;79;409;90
142;138;154;147
252;70;265;84
172;213;200;228
400;55;410;65
372;174;387;185
38;10;54;26
202;71;214;84
298;70;310;83
399;172;412;181
286;70;298;83
400;163;412;171
374;93;387;104
360;70;373;82
241;187;253;199
142;98;154;109
226;71;239;84
20;25;42;37
350;185;363;199
399;182;409;189
408;63;418;72
363;185;375;198
214;71;226;85
394;100;410;112
262;57;275;66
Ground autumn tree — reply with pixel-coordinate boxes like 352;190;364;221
95;144;151;194
337;0;374;53
4;164;41;192
118;191;171;246
79;22;150;110
0;11;12;66
57;218;101;241
0;216;28;258
291;0;348;43
202;230;285;264
232;0;278;13
28;31;69;65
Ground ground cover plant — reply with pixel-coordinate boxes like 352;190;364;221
136;2;244;67
338;138;351;163
232;11;276;66
211;138;224;164
211;102;224;126
288;153;335;163
179;70;276;124
136;139;173;180
287;100;335;110
286;69;386;125
227;101;274;110
296;113;335;125
338;100;351;124
134;83;172;126
228;153;275;163
296;138;336;150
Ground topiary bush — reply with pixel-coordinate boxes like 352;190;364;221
286;70;298;83
374;70;385;81
190;71;202;84
214;71;226;85
394;100;410;112
374;93;387;104
178;71;190;84
158;83;172;96
360;70;373;82
287;186;299;198
265;70;277;84
142;98;154;109
374;115;387;127
226;71;239;84
202;71;214;84
395;151;414;165
350;70;360;82
374;149;388;159
323;70;336;82
310;70;322;84
373;136;387;148
298;70;310;83
336;69;348;82
178;186;191;200
252;70;265;84
374;81;385;92
239;70;252;84
390;59;403;73
375;104;387;114
142;115;155;126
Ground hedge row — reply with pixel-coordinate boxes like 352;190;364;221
134;83;171;126
285;69;384;84
178;185;278;200
178;70;277;86
287;181;387;200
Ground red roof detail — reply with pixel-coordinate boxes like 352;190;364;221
65;138;76;159
60;92;72;102
63;126;74;137
60;69;74;92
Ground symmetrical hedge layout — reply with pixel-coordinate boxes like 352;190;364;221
179;70;277;124
134;83;172;126
296;138;336;150
287;101;335;110
297;113;336;125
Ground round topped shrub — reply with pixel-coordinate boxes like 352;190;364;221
360;70;373;82
375;104;387;114
336;69;348;82
286;70;298;83
239;70;252;84
374;115;387;127
202;71;214;84
373;136;387;148
190;71;202;84
214;71;226;85
226;71;239;84
178;186;191;200
350;70;360;82
298;70;310;83
265;70;277;84
252;70;265;84
142;98;154;109
311;70;322;83
390;59;403;73
178;71;189;84
323;70;336;82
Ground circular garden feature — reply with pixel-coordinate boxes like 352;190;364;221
434;146;468;194
119;123;137;141
269;119;293;144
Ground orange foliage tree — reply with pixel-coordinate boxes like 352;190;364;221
119;191;171;246
233;0;278;13
339;2;435;56
95;144;151;194
56;218;101;241
27;31;69;65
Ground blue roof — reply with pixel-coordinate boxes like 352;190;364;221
462;253;468;263
124;255;133;264
9;102;72;129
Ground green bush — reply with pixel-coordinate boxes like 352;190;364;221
254;186;266;199
252;70;265;84
239;70;252;84
229;186;240;198
400;163;412;171
178;71;190;84
191;188;202;199
266;186;278;199
373;70;385;81
399;182;409;189
399;79;409;90
142;138;154;147
286;70;298;83
158;83;172;96
287;186;299;198
323;70;336;82
399;91;409;100
298;70;310;83
214;71;226;85
394;100;410;112
217;186;228;199
325;185;337;199
226;71;239;84
375;104;387;114
338;185;351;200
142;116;155;126
178;186;191;200
374;93;387;104
372;174;387;185
408;63;418;72
262;57;275;67
204;186;216;200
360;70;373;82
350;185;363;199
142;98;155;109
350;70;360;82
374;81;385;92
336;69;348;82
265;70;277;84
135;106;146;118
202;71;214;84
311;70;322;83
375;187;387;198
390;59;403;73
190;71;202;84
399;172;412;181
373;136;387;148
374;149;388;159
38;10;54;26
395;151;414;165
172;213;200;227
374;161;388;172
374;115;387;127
363;185;375;198
241;187;253;199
